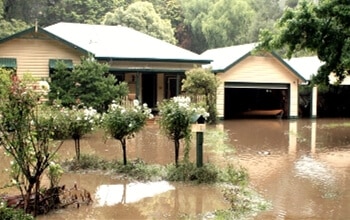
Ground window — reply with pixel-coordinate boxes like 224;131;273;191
0;58;17;69
49;59;73;76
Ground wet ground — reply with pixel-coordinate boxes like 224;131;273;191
1;118;350;219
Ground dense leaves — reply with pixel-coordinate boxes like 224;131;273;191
0;0;288;53
158;96;209;166
0;72;63;215
49;57;128;112
182;67;219;124
258;0;350;85
102;1;176;44
102;100;152;165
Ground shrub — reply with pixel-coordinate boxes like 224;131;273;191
166;162;219;183
0;206;34;220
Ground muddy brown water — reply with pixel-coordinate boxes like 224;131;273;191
1;118;350;219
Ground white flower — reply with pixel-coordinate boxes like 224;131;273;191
39;80;50;91
133;99;140;106
111;103;118;110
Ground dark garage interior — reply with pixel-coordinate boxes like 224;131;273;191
224;87;289;119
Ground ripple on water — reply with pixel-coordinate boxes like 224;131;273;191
294;156;336;186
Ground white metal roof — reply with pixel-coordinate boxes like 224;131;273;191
200;43;257;70
45;22;209;63
284;56;323;81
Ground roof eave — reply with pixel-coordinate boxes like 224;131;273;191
97;57;212;64
0;26;92;56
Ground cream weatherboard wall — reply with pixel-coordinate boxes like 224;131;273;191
216;55;301;118
0;32;82;79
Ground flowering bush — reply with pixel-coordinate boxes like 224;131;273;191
158;96;209;166
0;72;63;214
102;100;153;165
52;105;100;160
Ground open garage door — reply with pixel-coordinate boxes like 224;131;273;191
224;82;289;119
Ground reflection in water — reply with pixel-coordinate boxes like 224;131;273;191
95;181;175;206
228;118;350;220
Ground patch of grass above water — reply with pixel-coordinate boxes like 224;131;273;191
62;154;249;185
61;154;269;219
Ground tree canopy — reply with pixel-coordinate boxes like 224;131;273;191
102;1;177;44
0;0;290;53
258;0;350;85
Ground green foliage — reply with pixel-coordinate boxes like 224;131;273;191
62;155;166;181
0;68;12;99
58;105;100;160
102;100;152;140
102;100;152;165
0;73;63;214
0;19;28;39
47;162;64;188
258;0;350;86
62;154;117;171
166;162;219;183
102;1;177;44
202;0;255;48
0;206;34;220
40;0;117;26
158;97;193;141
247;0;282;42
114;158;166;181
64;105;100;139
182;67;219;124
217;185;270;219
219;165;249;187
49;57;128;112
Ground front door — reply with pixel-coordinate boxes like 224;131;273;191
142;74;157;108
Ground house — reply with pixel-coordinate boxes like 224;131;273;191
0;22;211;109
201;43;306;119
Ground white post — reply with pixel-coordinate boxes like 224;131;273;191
311;86;318;118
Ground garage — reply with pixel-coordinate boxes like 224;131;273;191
200;43;306;119
224;82;289;119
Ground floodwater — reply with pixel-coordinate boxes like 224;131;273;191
1;118;350;219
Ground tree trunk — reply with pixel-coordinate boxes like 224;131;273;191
175;139;180;166
120;138;127;165
24;182;34;214
74;136;80;160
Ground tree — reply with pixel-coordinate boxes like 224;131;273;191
202;0;255;49
158;96;208;166
180;0;215;52
102;100;152;165
61;106;100;161
102;1;177;44
258;0;350;85
182;67;220;124
2;0;46;24
0;0;29;39
48;57;129;112
40;0;117;26
181;0;256;52
246;0;283;43
0;72;63;215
